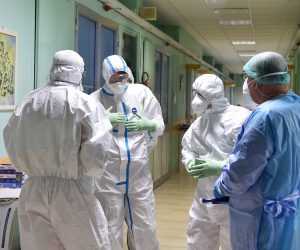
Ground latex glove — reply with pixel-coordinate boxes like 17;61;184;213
125;114;157;132
187;159;226;179
105;106;125;124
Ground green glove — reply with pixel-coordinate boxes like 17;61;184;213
125;114;157;132
187;158;226;179
105;106;125;124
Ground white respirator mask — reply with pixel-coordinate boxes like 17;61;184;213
191;95;209;117
107;72;129;95
243;80;254;104
107;82;128;95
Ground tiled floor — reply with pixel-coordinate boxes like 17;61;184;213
154;169;197;250
123;168;197;249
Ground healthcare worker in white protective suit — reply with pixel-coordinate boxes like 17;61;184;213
3;50;113;250
90;55;165;250
181;74;250;250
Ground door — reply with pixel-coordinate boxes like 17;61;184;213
77;14;97;94
99;26;116;87
122;33;137;82
77;12;117;93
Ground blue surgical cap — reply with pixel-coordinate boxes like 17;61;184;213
243;51;290;84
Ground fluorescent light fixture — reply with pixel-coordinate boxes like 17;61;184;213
232;41;256;45
219;20;252;25
239;53;256;57
205;0;226;4
214;8;249;15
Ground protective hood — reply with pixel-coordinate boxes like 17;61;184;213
193;74;224;101
102;55;127;84
49;50;84;86
192;74;229;113
126;67;134;83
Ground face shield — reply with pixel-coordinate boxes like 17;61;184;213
106;71;129;94
109;72;129;84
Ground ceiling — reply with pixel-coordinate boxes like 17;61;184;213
142;0;300;74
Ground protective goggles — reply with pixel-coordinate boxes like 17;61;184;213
192;89;206;100
241;71;288;82
241;71;248;80
109;72;129;84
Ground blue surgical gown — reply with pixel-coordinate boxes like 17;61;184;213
214;91;300;250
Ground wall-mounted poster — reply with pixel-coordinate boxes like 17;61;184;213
0;29;17;110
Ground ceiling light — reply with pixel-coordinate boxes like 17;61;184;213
214;8;249;15
232;41;256;45
239;53;256;57
219;20;252;25
205;0;226;4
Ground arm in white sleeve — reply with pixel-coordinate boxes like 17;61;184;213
214;126;273;197
3;114;20;171
223;108;250;147
142;87;165;139
181;124;198;171
79;101;112;179
147;132;158;153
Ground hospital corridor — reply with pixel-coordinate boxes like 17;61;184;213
155;169;196;249
1;0;300;250
122;169;197;249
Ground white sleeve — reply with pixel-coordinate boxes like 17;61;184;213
79;101;112;179
3;113;22;171
224;108;250;146
181;124;197;171
142;87;165;143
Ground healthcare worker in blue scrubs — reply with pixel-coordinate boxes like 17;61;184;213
212;51;300;250
91;55;164;250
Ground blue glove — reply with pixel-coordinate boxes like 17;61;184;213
125;114;156;132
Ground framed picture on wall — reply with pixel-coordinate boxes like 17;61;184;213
0;29;17;110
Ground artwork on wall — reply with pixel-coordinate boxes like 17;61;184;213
0;29;17;110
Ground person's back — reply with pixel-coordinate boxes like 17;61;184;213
181;74;250;250
259;93;300;249
214;51;300;250
230;91;300;249
3;50;112;250
6;85;105;178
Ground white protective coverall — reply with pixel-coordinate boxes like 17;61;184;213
181;74;250;250
3;50;113;250
90;55;165;250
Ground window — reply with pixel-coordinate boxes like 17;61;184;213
155;51;169;124
122;33;137;81
77;14;97;94
77;11;117;94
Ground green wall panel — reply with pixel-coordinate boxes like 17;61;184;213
0;0;35;157
36;0;76;88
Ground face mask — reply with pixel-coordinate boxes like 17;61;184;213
243;80;253;104
191;95;208;117
107;82;128;95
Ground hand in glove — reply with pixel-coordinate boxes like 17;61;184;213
187;158;226;179
125;114;157;132
105;106;125;124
